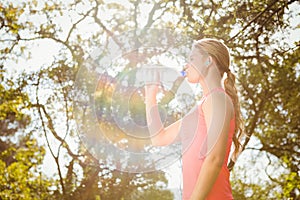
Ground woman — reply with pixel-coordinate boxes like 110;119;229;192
144;38;244;200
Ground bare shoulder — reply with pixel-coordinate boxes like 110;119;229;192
202;91;234;119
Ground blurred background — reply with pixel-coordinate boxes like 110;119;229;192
0;0;299;199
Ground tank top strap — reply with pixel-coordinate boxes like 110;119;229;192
199;87;233;105
203;87;225;98
200;87;235;119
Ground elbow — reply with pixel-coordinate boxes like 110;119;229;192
151;130;167;146
206;154;225;168
152;141;164;147
151;138;161;147
151;137;165;147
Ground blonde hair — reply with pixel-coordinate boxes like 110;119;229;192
194;38;244;159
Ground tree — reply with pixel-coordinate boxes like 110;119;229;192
2;0;175;199
0;68;53;199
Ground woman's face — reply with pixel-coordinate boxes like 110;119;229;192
184;48;207;83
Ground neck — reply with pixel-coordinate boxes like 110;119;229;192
199;67;223;96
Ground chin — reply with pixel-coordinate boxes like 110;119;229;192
187;77;198;84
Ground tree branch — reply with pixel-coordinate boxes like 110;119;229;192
93;2;124;51
65;7;94;43
34;69;66;195
56;77;72;159
204;0;215;26
227;0;279;42
259;0;298;28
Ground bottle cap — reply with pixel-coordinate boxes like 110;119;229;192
180;70;187;77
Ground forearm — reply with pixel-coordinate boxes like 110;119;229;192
190;158;223;200
145;96;164;146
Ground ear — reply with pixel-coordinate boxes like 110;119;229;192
205;56;212;67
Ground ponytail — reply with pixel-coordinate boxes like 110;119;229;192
224;70;244;161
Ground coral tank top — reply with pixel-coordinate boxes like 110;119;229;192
180;88;234;200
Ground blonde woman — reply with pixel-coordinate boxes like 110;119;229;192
144;38;244;200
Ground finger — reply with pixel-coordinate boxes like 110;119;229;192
142;65;161;85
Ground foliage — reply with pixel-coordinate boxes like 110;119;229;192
0;69;53;199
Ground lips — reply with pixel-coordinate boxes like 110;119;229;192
181;65;189;76
181;67;188;77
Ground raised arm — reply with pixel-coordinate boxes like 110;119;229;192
145;83;182;146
